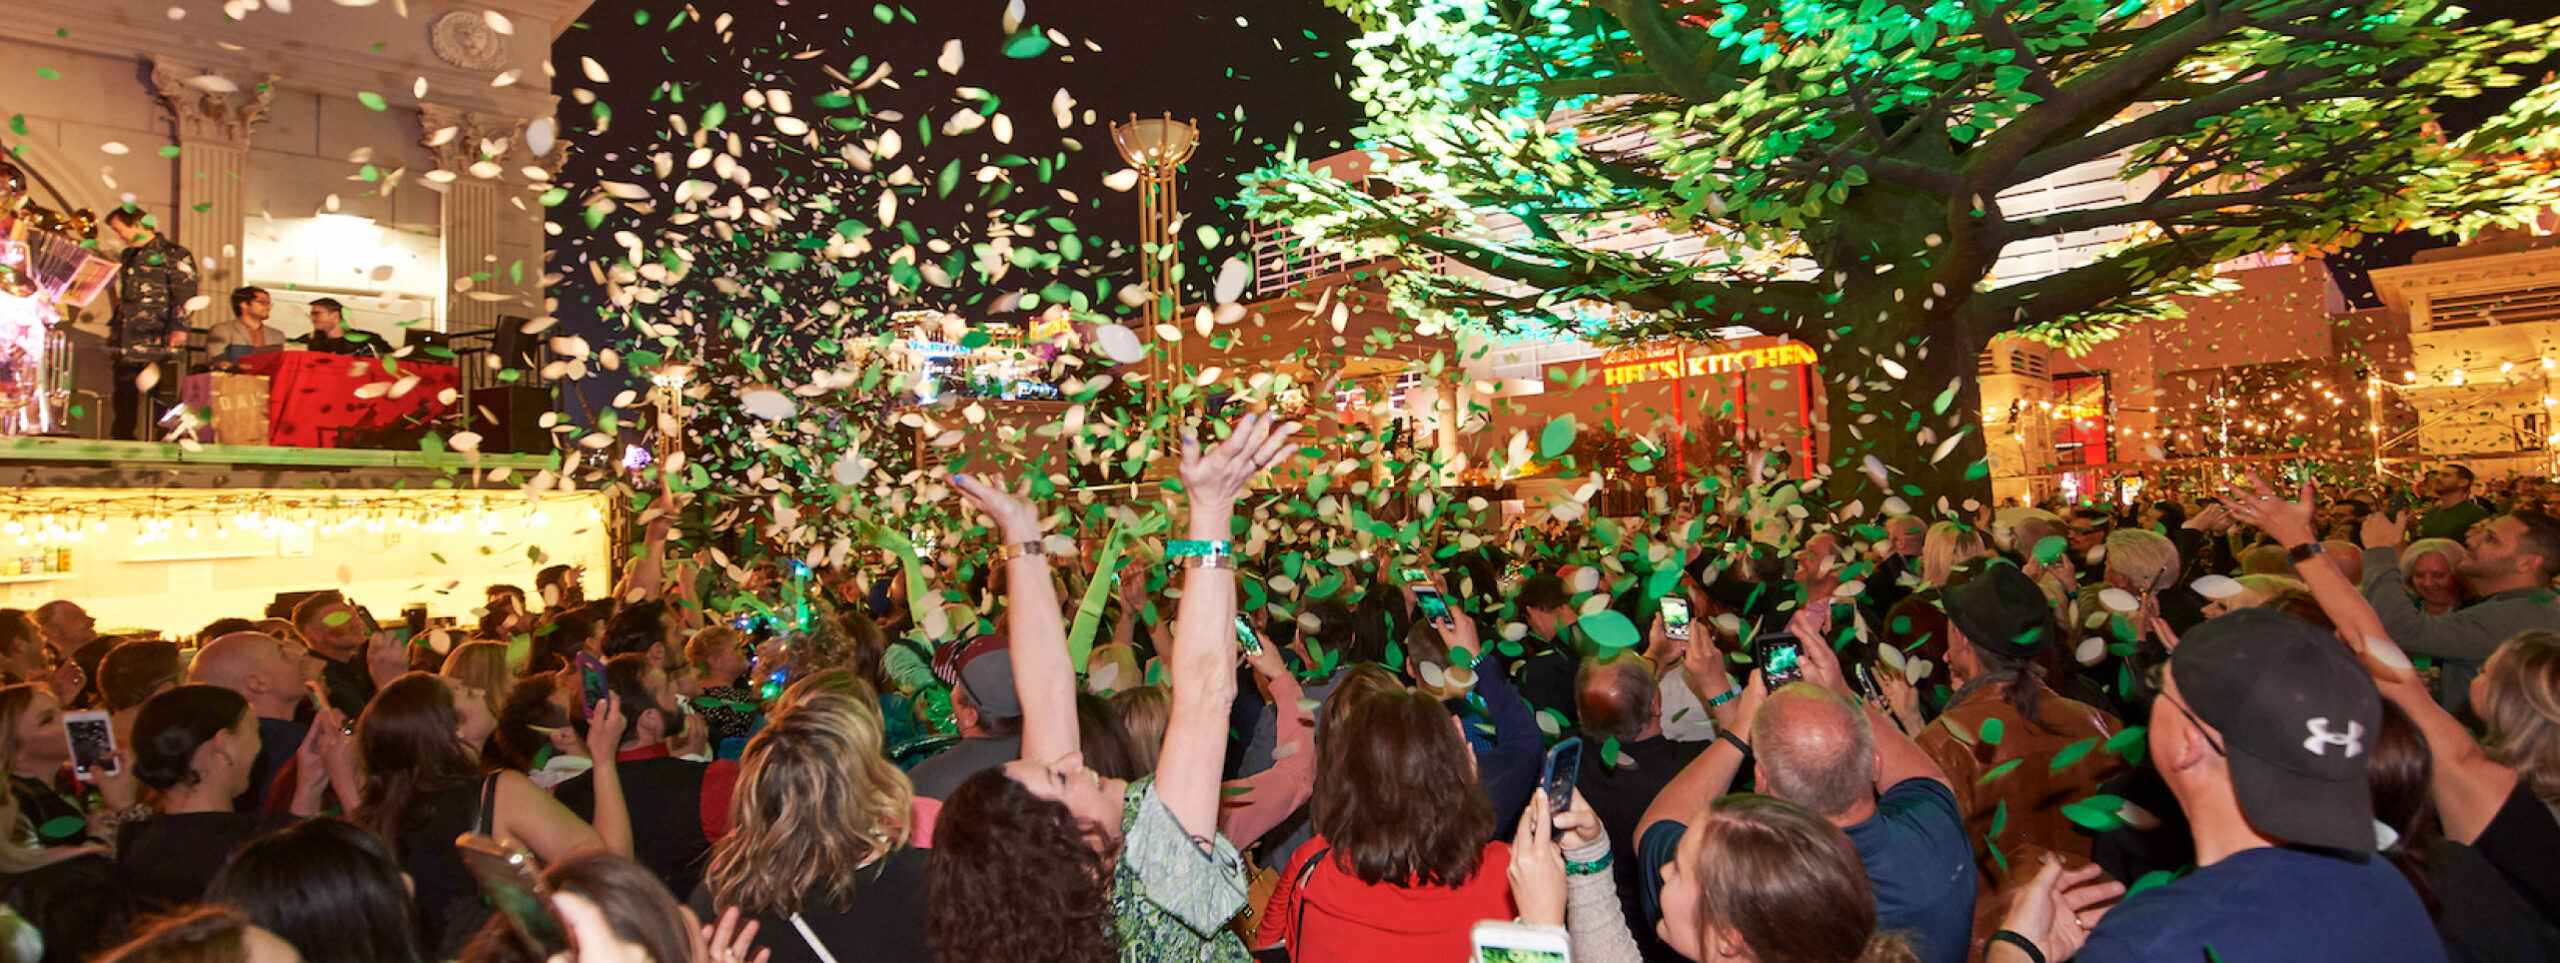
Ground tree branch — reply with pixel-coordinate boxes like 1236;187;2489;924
1589;0;1738;104
1397;231;1828;334
1965;0;2063;100
2012;62;2346;182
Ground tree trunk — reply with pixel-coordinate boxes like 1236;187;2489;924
1810;302;1994;520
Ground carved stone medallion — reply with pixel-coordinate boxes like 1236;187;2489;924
429;10;509;72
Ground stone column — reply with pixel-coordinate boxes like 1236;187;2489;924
147;62;275;331
420;104;531;339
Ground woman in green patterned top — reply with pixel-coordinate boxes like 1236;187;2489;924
932;413;1301;963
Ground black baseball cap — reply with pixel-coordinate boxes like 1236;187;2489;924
2169;608;2382;852
1942;561;2056;660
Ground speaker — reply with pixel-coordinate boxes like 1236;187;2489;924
491;314;545;382
470;385;553;454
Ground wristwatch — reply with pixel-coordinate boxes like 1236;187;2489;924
2286;541;2326;565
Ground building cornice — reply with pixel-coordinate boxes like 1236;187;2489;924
0;0;565;123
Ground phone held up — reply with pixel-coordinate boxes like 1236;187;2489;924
574;652;609;714
1232;614;1264;656
1659;597;1692;641
1472;920;1570;963
457;834;570;956
1755;630;1805;687
63;710;119;781
1541;737;1582;825
306;681;355;735
1411;585;1455;628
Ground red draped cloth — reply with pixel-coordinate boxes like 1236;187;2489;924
239;351;460;448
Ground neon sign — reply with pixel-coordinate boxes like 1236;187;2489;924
1597;342;1817;386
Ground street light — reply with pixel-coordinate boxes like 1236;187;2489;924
1111;113;1198;413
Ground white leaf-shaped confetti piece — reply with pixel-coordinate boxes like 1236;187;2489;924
2098;587;2140;613
1103;168;1138;192
2076;636;2107;665
738;389;795;420
938;40;964;74
2192;574;2243;599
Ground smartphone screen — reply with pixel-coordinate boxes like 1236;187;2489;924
1661;597;1692;641
1412;586;1453;627
1232;614;1264;656
574;652;608;711
64;711;117;779
457;834;570;955
1399;568;1430;584
1757;634;1804;686
1541;737;1582;820
1471;921;1569;963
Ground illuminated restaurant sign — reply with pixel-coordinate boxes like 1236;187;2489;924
1598;342;1818;386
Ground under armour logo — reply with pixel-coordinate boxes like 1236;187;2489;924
2304;718;2364;758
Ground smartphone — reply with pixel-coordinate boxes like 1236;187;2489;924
63;710;118;781
456;834;570;956
1854;663;1886;707
1541;737;1582;821
574;652;608;712
1412;586;1454;627
1756;632;1804;687
1233;614;1264;656
1660;597;1692;641
1471;920;1570;963
403;604;428;639
2386;487;2412;518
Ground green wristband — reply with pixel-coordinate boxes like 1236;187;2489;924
1166;540;1231;558
1565;851;1613;876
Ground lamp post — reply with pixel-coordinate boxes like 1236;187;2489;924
1110;113;1198;413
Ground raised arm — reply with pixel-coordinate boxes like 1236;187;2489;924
613;489;677;604
2230;479;2517;842
951;472;1078;766
1159;413;1301;837
1792;607;1949;793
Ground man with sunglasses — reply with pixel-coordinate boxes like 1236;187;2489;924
1990;608;2442;963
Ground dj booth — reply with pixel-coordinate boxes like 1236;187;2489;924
231;351;461;448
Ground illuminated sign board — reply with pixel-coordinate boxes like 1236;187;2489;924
1597;342;1817;386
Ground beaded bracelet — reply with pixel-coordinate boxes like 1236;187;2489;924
1172;554;1235;571
995;541;1047;563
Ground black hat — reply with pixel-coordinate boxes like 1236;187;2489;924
1943;561;2055;660
2169;608;2382;852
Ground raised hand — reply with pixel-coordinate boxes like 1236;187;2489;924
1507;790;1570;927
2226;473;2319;547
1178;411;1301;512
950;472;1043;542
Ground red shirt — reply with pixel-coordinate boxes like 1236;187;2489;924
1254;835;1515;961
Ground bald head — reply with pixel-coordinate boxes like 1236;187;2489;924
1750;683;1877;818
189;632;304;719
1575;654;1660;743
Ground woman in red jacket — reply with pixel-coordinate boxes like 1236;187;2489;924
1256;686;1515;960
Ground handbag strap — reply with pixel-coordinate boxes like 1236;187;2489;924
789;914;843;963
473;774;499;837
1288;845;1331;957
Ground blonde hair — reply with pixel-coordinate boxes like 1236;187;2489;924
2403;539;2471;596
685;625;744;669
438;641;511;718
1107;685;1169;777
2104;529;2181;593
2227;574;2307;610
703;693;912;915
2479;631;2560;804
1920;522;1989;587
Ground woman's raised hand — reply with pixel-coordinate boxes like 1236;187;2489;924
1179;411;1300;511
951;472;1044;542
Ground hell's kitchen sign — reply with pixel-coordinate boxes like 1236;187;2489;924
1596;342;1818;387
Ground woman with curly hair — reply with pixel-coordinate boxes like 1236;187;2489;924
931;414;1299;963
691;691;925;963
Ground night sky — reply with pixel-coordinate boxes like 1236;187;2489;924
549;0;1365;330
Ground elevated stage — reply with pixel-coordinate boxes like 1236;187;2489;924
0;436;559;489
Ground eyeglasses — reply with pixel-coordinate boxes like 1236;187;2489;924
2156;688;2225;757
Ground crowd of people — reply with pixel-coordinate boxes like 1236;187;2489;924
2;421;2557;963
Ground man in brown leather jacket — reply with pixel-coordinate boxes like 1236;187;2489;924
1917;562;2130;946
